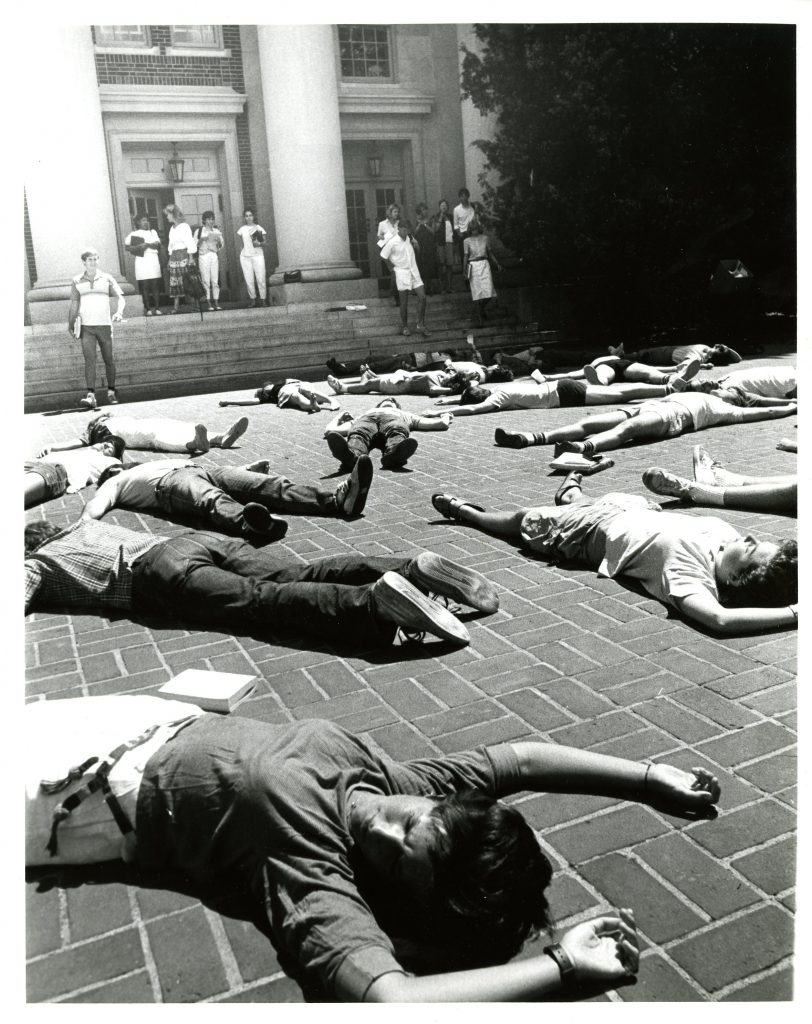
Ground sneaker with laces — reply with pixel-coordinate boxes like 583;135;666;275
410;551;498;614
79;392;97;411
642;467;693;501
326;432;357;470
334;455;373;515
380;437;418;469
107;389;119;405
494;428;532;449
371;572;470;645
416;323;431;336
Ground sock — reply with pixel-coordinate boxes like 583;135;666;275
532;432;547;446
685;481;725;505
581;440;595;456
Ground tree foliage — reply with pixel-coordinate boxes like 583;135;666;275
461;24;795;323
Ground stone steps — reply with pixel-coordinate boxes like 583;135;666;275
24;288;548;411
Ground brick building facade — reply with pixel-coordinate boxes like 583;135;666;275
25;24;491;322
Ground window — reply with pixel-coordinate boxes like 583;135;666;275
338;25;392;79
95;25;149;47
170;26;221;49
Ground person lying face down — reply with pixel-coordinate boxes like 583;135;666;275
25;694;720;1001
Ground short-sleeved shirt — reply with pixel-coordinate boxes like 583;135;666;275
124;229;162;280
520;493;740;609
380;235;423;291
484;381;558;410
71;271;124;326
238;225;266;256
453;203;476;234
448;361;487;383
197;226;224;257
38;448;120;492
276;379;304;407
718;366;796;399
136;715;520;998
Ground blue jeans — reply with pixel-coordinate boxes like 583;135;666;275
154;466;337;537
131;532;413;644
347;410;410;460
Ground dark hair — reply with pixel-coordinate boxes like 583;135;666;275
416;203;428;217
442;371;470;395
87;418;114;445
80;249;99;262
100;435;126;461
460;383;490;405
256;381;283;404
426;792;553;969
25;521;63;556
719;539;798;608
438;199;449;209
201;210;215;222
485;365;514;383
376;397;402;409
399;220;413;233
244;209;255;218
710;344;742;365
458;187;470;199
96;465;124;488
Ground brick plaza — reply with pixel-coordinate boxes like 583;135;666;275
25;348;797;1002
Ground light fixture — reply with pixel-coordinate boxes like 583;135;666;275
168;143;185;184
368;152;382;179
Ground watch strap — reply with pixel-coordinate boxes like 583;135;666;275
543;942;577;985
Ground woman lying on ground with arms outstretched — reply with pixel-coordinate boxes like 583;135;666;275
27;694;720;1001
431;474;797;636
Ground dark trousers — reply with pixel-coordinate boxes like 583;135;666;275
154;466;337;537
138;278;162;310
347;414;410;460
132;532;413;644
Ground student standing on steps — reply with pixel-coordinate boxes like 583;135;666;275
68;248;125;410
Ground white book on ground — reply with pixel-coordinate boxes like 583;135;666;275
157;669;256;713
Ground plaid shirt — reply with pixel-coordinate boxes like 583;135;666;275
25;521;165;614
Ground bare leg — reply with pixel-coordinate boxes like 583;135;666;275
583;382;673;404
540;410;631;446
456;505;526;537
621;361;675;384
25;473;49;509
643;468;797;514
559;411;668;455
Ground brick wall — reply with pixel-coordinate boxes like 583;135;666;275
91;25;255;226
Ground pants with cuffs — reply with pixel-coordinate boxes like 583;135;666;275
131;534;423;645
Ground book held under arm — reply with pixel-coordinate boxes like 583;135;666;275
156;669;256;713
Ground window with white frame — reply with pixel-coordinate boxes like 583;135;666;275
95;25;149;47
338;25;392;79
170;26;222;49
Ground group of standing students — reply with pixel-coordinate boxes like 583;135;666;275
124;207;271;315
377;187;501;330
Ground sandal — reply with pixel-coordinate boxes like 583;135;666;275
554;472;584;506
431;493;485;520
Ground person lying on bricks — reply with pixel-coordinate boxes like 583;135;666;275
25;436;125;509
493;387;796;453
24;519;498;647
36;411;250;456
219;379;339;413
682;364;796;401
327;367;470;398
431;473;797;636
79;454;376;541
25;694;721;1000
323;400;452;471
642;445;797;516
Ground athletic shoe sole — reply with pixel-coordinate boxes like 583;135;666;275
642;467;691;501
219;417;249;448
411;552;498;614
340;455;373;515
243;502;289;539
372;572;470;645
494;428;527;449
381;437;418;468
326;432;357;469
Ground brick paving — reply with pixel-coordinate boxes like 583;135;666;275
25;347;796;1002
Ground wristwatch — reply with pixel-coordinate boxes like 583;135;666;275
543;942;578;987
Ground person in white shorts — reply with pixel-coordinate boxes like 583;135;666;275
381;222;429;337
35;412;250;456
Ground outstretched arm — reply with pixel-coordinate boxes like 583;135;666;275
339;911;638;1001
37;436;87;455
81;476;126;520
323;410;355;436
678;590;797;635
507;741;721;816
219;398;261;407
413;414;452;430
445;398;501;416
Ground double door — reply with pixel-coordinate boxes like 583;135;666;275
345;183;403;279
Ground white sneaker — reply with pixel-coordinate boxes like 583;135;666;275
79;392;97;410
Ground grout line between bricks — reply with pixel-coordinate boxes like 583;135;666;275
203;907;244;990
712;955;793;1000
125;887;164;1002
51;968;150;1003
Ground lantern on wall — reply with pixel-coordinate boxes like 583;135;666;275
168;143;185;184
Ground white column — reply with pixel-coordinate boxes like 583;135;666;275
256;26;361;282
26;27;131;317
457;25;500;203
